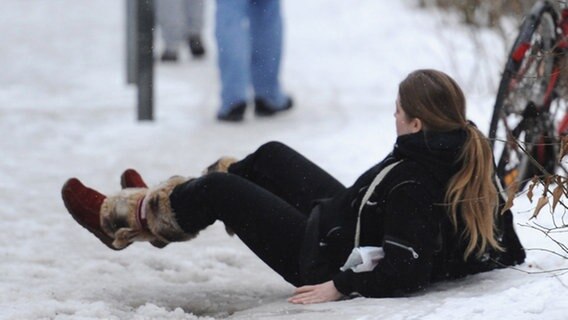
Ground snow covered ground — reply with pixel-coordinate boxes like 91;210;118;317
1;0;567;319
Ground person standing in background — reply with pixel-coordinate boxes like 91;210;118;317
215;0;293;122
156;0;206;62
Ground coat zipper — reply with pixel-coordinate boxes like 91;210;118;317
384;239;419;259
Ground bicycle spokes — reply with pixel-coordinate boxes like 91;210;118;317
490;2;559;190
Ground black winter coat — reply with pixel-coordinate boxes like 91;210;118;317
299;130;526;298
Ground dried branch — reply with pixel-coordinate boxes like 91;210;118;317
520;223;568;255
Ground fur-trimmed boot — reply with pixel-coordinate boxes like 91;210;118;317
117;169;169;248
135;176;196;246
127;167;239;238
62;174;195;250
202;156;238;175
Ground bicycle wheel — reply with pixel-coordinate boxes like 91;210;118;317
489;1;559;191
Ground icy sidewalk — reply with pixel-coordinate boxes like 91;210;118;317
1;0;567;319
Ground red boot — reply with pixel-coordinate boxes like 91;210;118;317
61;178;118;250
62;175;149;250
120;168;147;189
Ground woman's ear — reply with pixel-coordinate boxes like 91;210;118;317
410;118;423;133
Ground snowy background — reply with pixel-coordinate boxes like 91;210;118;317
1;0;567;319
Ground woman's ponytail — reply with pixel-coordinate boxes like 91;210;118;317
445;124;501;259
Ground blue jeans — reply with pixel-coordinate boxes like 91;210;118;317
215;0;287;115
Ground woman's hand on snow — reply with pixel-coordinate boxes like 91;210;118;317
288;281;344;304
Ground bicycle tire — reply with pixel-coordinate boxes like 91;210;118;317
489;0;559;191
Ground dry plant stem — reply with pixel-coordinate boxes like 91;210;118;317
525;248;568;260
555;273;568;288
492;137;568;212
498;136;568;264
513;137;551;178
520;222;568;256
512;137;568;212
490;258;568;275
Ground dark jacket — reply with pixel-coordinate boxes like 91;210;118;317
299;130;525;297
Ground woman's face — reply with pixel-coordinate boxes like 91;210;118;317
395;97;422;136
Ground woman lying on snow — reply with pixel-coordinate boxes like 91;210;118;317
62;69;525;304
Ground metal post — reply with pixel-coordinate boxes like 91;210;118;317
137;0;154;121
126;0;137;85
126;0;155;121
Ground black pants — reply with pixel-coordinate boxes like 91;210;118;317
170;141;345;286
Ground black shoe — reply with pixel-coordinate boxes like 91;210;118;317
188;35;205;58
217;102;247;122
254;97;293;116
160;50;178;62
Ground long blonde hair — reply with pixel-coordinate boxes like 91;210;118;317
398;69;501;259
